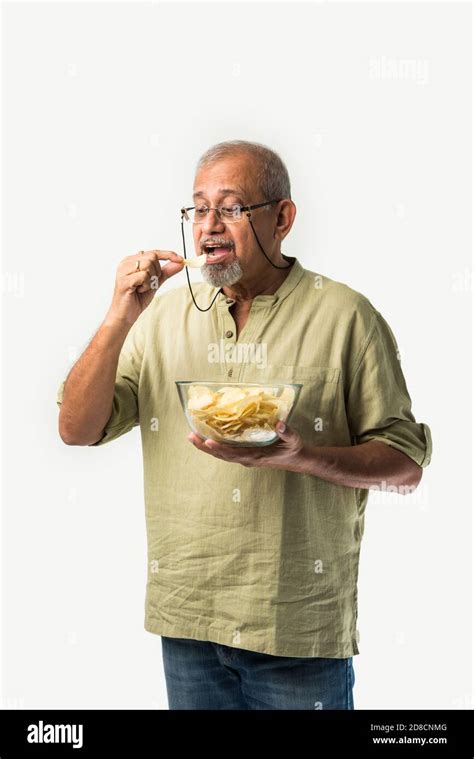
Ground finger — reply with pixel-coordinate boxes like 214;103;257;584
188;432;211;449
204;439;258;456
128;250;183;264
275;421;297;441
190;435;257;465
148;250;184;263
137;277;154;293
188;433;225;457
124;251;184;286
157;258;185;284
203;439;233;453
148;256;162;284
130;263;156;293
126;250;159;270
189;432;263;458
124;259;161;293
125;271;151;293
194;435;233;454
136;257;163;291
147;251;185;280
274;423;303;454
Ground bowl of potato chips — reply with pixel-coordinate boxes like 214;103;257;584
176;381;302;447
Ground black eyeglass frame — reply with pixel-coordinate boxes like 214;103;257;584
180;198;282;223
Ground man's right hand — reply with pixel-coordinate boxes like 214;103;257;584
105;250;185;327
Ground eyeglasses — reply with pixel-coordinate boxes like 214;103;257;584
181;199;282;224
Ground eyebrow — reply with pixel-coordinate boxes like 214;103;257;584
192;187;246;200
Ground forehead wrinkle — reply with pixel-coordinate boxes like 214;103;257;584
193;186;247;200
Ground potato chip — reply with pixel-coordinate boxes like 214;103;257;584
186;383;295;443
182;254;207;268
187;392;215;411
191;416;228;441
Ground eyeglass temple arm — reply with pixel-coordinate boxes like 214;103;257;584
246;199;282;212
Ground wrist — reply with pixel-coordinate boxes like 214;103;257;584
297;441;331;477
103;309;134;333
291;440;318;475
100;314;132;344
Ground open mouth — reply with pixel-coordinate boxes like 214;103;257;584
203;243;234;264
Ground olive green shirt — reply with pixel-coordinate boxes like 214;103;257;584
56;257;432;658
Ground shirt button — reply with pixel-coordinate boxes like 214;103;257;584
228;368;233;377
226;298;234;304
225;330;233;338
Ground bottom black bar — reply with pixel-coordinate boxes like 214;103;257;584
0;709;472;757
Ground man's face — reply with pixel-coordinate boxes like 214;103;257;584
192;155;277;288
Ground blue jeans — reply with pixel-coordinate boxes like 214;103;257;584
161;636;355;710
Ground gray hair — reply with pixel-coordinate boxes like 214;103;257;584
195;140;292;202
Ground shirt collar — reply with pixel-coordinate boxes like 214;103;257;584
215;256;305;309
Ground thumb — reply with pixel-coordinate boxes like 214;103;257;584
158;259;185;283
275;420;298;442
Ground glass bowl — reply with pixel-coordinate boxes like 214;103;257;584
176;380;303;447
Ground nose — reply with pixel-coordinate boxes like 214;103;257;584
201;208;225;235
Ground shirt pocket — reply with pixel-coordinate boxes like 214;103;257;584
250;364;341;440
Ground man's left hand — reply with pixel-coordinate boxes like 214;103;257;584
187;421;306;472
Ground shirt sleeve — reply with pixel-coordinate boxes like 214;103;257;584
56;317;145;447
345;309;432;468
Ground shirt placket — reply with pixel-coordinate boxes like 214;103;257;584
216;298;267;382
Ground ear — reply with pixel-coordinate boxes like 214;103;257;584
273;200;297;242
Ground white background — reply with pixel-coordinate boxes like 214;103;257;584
2;1;472;709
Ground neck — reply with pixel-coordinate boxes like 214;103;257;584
221;255;294;303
